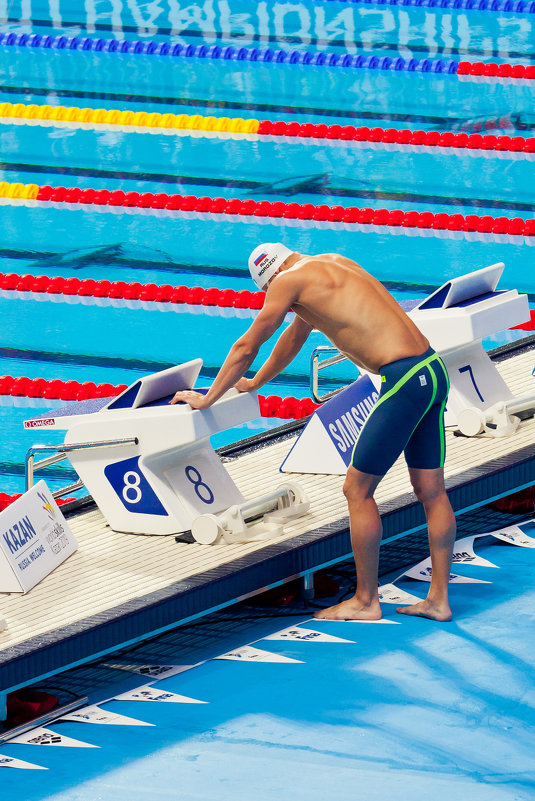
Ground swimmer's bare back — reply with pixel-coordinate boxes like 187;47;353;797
277;253;429;374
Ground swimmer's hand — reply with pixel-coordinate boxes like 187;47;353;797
234;378;256;393
169;390;210;409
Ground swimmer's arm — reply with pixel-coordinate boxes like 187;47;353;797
236;315;313;392
171;276;297;408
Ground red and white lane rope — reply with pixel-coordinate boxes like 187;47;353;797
0;271;265;312
3;183;534;245
0;374;320;418
0;492;76;511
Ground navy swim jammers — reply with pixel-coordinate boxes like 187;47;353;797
351;347;450;477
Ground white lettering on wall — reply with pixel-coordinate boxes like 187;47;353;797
126;0;163;36
273;3;311;45
219;0;256;39
314;7;357;52
169;0;216;40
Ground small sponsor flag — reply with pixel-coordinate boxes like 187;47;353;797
341;618;400;624
486;523;535;549
405;538;498;580
0;754;47;769
215;645;303;663
104;663;195;680
451;535;499;567
60;704;154;726
114;685;206;704
10;727;98;748
263;625;355;643
378;583;424;605
403;563;490;584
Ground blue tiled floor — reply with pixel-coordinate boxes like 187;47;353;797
2;533;534;800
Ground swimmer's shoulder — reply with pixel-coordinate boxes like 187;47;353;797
302;252;365;272
283;253;367;289
289;252;357;273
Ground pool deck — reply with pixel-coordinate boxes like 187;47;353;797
0;531;534;800
1;336;535;716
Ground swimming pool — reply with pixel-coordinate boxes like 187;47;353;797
0;0;533;497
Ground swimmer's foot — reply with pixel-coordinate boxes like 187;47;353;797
314;596;382;621
396;598;452;622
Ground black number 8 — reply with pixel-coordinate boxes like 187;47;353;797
185;465;214;504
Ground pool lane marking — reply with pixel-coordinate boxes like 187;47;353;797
2;161;533;213
0;185;533;244
0;103;533;158
0;288;266;319
0;83;510;128
2;31;535;79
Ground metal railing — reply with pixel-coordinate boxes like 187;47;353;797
25;437;138;498
310;346;352;403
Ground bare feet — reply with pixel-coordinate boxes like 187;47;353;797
314;595;382;621
396;598;452;622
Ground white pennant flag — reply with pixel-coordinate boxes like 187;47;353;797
342;618;400;624
263;626;355;643
451;536;499;568
403;563;490;584
104;663;195;680
215;645;304;663
60;704;154;726
10;727;98;748
487;524;535;549
0;754;47;769
378;583;424;605
114;685;206;704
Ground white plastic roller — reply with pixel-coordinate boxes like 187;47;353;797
191;481;310;545
457;391;535;437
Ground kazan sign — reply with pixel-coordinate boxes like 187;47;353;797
0;481;77;593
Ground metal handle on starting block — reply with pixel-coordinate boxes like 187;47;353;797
310;346;349;403
25;437;139;493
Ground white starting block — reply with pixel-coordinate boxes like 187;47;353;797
282;262;533;475
23;359;310;538
409;262;533;435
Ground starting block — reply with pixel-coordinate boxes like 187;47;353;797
408;262;530;427
24;359;309;538
282;263;532;474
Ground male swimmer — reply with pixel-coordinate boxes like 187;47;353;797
171;243;456;622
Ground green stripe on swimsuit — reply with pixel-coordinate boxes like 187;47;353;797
351;346;450;476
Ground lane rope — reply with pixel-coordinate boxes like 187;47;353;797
2;182;533;243
0;492;76;510
0;374;320;418
0;271;266;311
4;270;535;325
1;102;533;156
286;0;534;11
1;32;534;81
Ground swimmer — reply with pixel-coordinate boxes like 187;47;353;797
171;244;455;622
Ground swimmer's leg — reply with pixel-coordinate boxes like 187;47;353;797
315;467;383;621
396;467;455;622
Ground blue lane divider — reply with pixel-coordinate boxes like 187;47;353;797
0;32;460;74
307;0;534;9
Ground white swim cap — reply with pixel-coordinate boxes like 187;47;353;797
248;242;294;290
